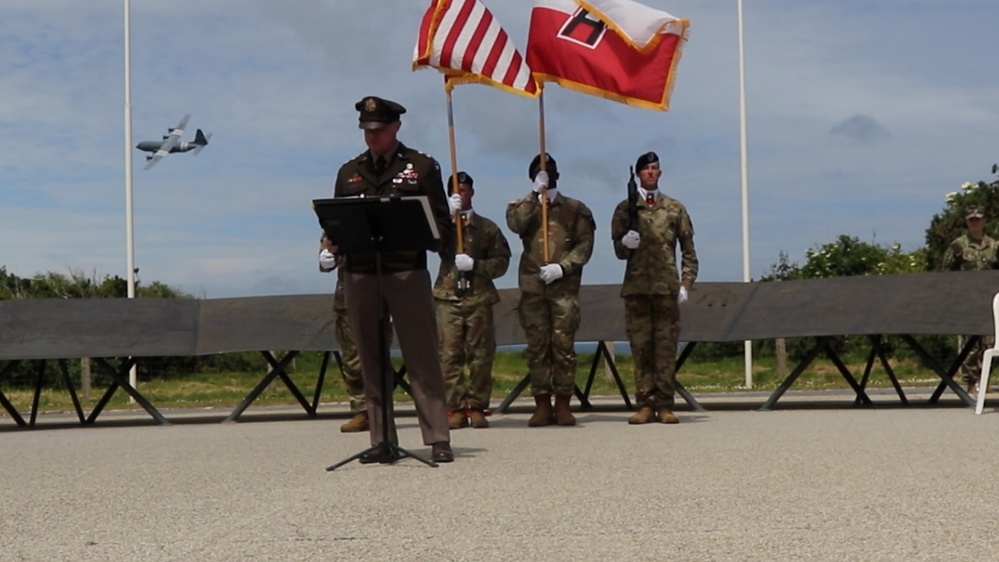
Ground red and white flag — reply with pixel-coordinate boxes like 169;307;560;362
526;0;689;110
414;0;539;98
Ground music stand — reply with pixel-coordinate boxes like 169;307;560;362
313;195;440;470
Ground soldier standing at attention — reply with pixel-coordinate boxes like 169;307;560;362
942;204;999;395
330;96;458;463
318;237;368;433
610;151;698;425
433;171;511;429
506;153;595;427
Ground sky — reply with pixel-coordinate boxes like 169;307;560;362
2;0;998;298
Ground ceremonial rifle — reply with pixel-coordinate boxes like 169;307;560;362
627;166;638;232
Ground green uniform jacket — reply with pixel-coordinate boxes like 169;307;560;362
332;143;452;273
942;234;999;271
506;192;595;296
433;212;512;306
610;194;698;296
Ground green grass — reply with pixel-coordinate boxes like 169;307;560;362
0;350;945;415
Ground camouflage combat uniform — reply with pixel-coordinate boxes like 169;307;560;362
433;211;511;411
943;233;999;385
318;235;379;416
506;191;595;397
331;267;365;414
611;192;698;409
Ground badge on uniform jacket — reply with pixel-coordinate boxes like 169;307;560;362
347;173;362;184
400;166;420;184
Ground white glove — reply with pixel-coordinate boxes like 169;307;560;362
621;230;641;249
318;249;337;270
455;253;474;272
678;286;688;303
448;193;462;214
532;170;549;193
538;263;563;284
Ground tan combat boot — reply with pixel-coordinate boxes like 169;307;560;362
339;410;369;433
468;408;489;429
553;393;576;426
657;408;680;424
448;409;469;430
628;405;655;425
528;394;554;427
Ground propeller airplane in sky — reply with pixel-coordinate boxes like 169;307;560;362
136;114;211;170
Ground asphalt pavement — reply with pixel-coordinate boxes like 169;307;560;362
3;391;999;561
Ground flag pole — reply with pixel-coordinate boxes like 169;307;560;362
123;0;138;400
444;86;464;254
537;90;549;262
737;0;753;388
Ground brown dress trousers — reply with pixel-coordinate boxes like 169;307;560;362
345;270;449;446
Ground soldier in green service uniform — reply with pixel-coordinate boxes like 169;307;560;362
319;235;368;433
433;171;511;429
506;153;595;427
330;96;456;464
942;204;999;394
610;151;698;425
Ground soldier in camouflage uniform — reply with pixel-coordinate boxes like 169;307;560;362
433;172;511;429
611;151;698;425
319;236;368;433
506;153;595;427
942;204;999;393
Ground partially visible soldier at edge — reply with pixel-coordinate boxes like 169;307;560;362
942;204;999;395
506;153;595;427
610;151;698;425
330;95;456;464
433;171;511;429
318;234;368;433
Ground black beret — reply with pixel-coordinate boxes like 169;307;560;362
635;151;660;171
528;153;557;179
355;96;406;130
452;171;473;187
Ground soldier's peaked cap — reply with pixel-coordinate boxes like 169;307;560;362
355;96;406;130
528;153;557;179
635;151;660;171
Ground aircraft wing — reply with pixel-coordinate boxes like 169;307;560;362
143;114;189;170
143;153;165;170
171;114;190;136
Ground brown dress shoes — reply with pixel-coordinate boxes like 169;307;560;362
431;442;454;463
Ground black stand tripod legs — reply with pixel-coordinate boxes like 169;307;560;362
326;441;438;471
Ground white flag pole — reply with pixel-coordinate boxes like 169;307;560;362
737;0;753;388
124;0;138;396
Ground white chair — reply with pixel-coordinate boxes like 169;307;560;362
975;291;999;415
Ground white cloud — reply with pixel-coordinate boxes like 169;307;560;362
2;0;999;296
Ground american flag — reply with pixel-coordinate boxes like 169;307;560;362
413;0;539;98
